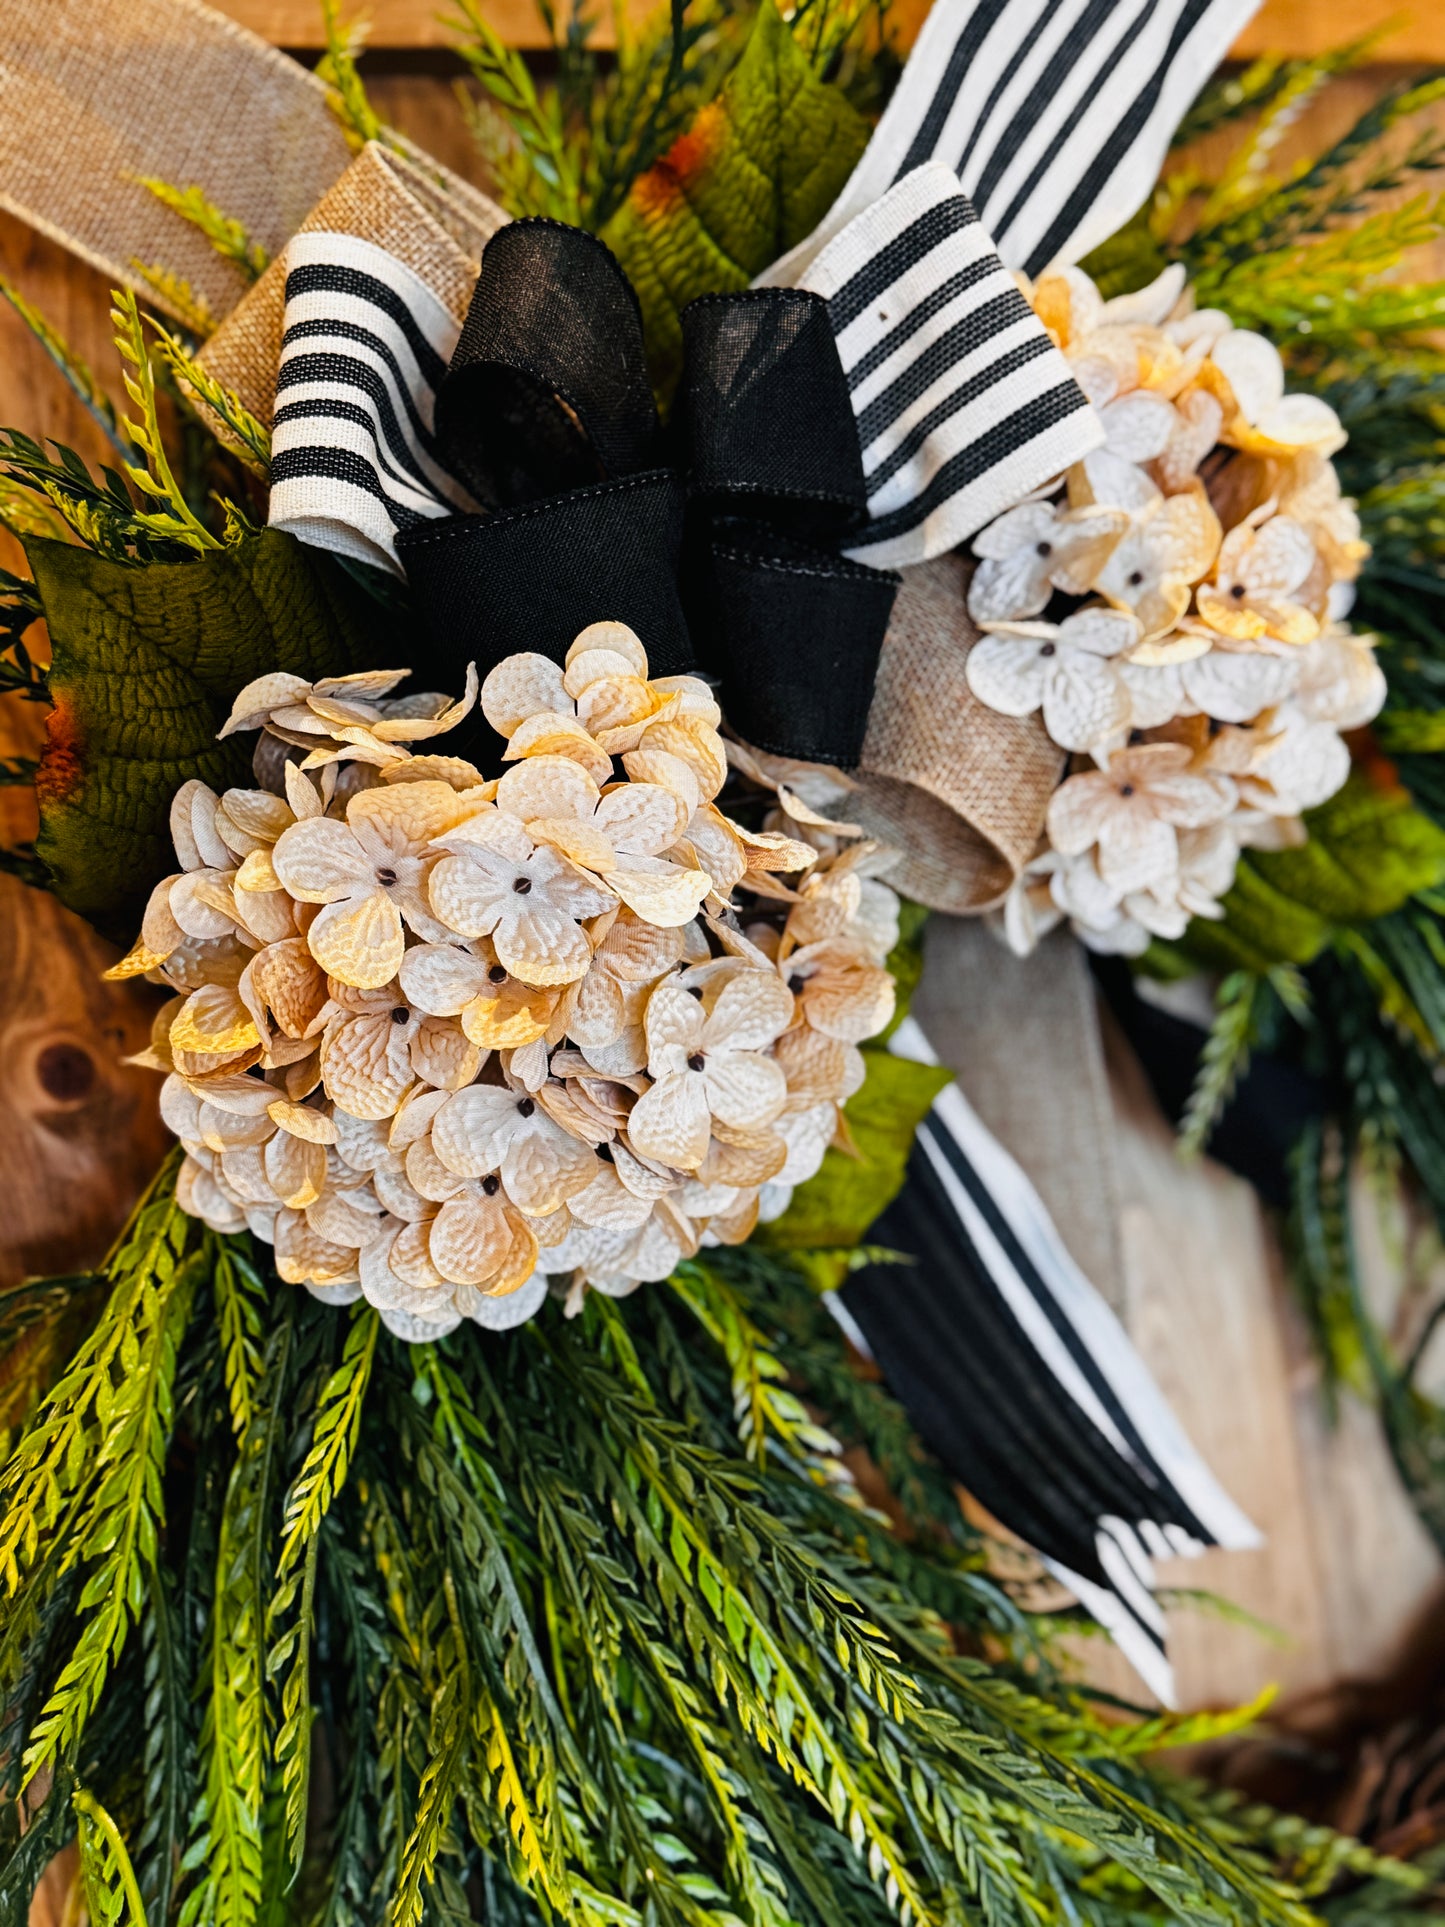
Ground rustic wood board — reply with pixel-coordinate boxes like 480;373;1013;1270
210;0;1445;57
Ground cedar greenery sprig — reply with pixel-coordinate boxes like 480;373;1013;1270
137;179;271;283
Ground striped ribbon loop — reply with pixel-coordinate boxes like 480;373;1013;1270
779;164;1105;570
268;232;476;574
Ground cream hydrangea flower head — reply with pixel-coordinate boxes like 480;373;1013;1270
978;258;1376;958
128;630;902;1336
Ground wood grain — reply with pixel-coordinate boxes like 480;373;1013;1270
208;0;1445;57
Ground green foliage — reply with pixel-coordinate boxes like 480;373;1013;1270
138;178;271;285
0;1165;1383;1927
599;0;871;401
111;287;223;554
27;523;385;934
74;1784;150;1927
316;0;388;151
0;276;128;463
1178;969;1301;1159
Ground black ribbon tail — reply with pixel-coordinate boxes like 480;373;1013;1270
679;290;898;768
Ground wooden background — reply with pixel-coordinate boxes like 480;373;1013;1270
2;0;1444;1751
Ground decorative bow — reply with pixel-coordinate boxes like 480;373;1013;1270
391;219;900;769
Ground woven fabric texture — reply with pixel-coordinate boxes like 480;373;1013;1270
0;0;351;322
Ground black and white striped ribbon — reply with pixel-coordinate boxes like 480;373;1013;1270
768;0;1263;285
268;231;477;574
829;1018;1259;1704
767;163;1104;569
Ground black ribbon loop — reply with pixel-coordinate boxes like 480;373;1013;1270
396;221;693;695
678;289;899;767
400;218;899;771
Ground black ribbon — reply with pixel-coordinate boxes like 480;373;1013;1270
396;218;898;771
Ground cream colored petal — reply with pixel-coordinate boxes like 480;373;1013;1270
389;1222;452;1294
398;941;488;1015
411;1017;481;1090
966;634;1047;717
405;1134;468;1202
265;1131;328;1210
502;1124;598;1216
773;1026;858;1105
702;971;794;1053
431;1084;519;1178
699;1130;787;1187
308;1186;388;1250
1182;650;1298;723
595;782;690;857
1210;329;1284;424
628;1071;711;1170
1146;768;1237;827
702;1051;787;1132
171;983;259;1057
567;621;649;676
1047;772;1122;856
605;865;711;927
307;891;404;990
505;711;614;784
620;747;702;818
528;815;617;872
1240;516;1315;598
567;1163;654;1229
169;870;238;941
564;646;650;694
643;981;704;1070
481;652;571;735
496;755;601;824
220;672;313;738
637;718;728;801
1096;808;1179;895
245;937;328;1038
774;1102;838;1185
272;818;372;903
267;1097;338;1143
575;675;656;738
492;903;594;987
462;988;553;1050
430;1194;515;1285
799;959;895;1045
1102;390;1175;463
1042;652;1131;753
320;1010;414;1120
348;779;468;852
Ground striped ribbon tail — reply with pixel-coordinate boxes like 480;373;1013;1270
782;163;1105;569
770;0;1263;284
268;231;477;574
831;1016;1259;1704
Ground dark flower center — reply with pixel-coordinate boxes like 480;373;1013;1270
1035;540;1053;558
1039;642;1056;658
1127;571;1144;587
513;875;532;894
481;1173;501;1196
1230;582;1247;599
391;1006;409;1025
376;867;398;887
688;985;704;1000
517;1097;536;1118
687;1053;706;1073
488;964;508;983
1119;783;1136;798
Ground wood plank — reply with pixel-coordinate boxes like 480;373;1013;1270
209;0;1445;60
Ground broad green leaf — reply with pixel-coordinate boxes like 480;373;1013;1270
28;530;386;937
1179;775;1445;970
1252;774;1445;923
759;1047;950;1254
600;0;870;404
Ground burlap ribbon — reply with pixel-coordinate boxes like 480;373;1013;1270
853;553;1062;914
0;0;351;322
